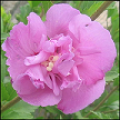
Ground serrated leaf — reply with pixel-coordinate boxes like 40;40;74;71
105;71;119;81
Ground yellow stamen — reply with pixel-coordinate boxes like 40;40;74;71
49;62;54;68
46;67;52;71
52;56;59;61
43;55;60;71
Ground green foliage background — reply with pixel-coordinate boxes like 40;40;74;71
1;1;119;119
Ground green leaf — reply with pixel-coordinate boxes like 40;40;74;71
83;1;104;16
105;90;119;105
1;55;8;82
60;115;63;119
4;82;17;101
1;81;9;101
90;111;111;119
108;8;117;18
28;1;32;7
1;101;38;119
106;1;116;9
108;101;119;110
45;106;61;114
111;17;119;42
105;71;119;81
27;1;42;14
113;77;119;86
36;116;44;119
1;17;4;32
11;100;38;112
75;111;88;119
76;1;104;16
16;4;32;24
2;110;33;119
1;6;5;16
41;1;53;14
31;1;41;8
1;6;14;32
1;32;9;41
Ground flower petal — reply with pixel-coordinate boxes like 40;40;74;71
13;74;61;106
69;14;117;85
49;73;61;96
12;74;36;95
2;12;47;80
2;38;28;80
42;40;56;53
27;12;47;53
45;3;80;38
24;51;50;66
58;79;105;114
69;14;91;41
58;60;75;76
26;65;53;89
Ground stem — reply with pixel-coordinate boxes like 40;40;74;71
85;85;119;118
102;109;119;113
1;96;21;113
90;1;114;21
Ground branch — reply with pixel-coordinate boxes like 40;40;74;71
85;85;119;118
90;1;114;21
1;96;21;113
102;109;119;113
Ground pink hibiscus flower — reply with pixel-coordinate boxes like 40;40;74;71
2;3;116;114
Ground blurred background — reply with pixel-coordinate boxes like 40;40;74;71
1;1;119;27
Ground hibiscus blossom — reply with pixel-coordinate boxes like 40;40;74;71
2;3;116;114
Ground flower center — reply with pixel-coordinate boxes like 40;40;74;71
41;55;59;71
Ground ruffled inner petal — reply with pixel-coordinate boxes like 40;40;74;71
24;51;50;66
58;60;75;76
12;74;61;106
